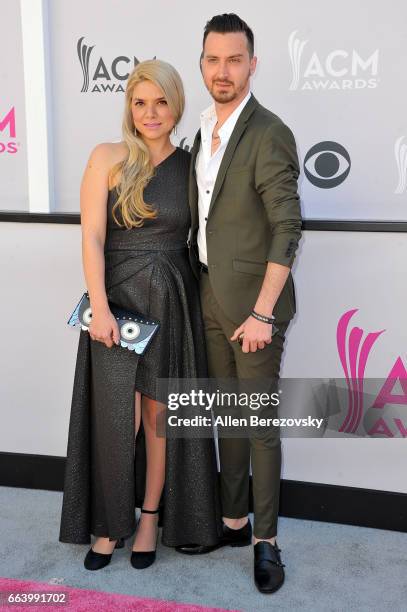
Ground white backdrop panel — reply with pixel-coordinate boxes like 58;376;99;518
0;223;405;493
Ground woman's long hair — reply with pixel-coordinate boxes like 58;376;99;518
109;59;185;229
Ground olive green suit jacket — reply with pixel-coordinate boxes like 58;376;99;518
188;94;302;324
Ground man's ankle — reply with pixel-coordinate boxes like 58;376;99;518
253;536;276;546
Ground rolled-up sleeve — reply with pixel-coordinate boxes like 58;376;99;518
254;121;302;268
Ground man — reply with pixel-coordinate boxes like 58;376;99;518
176;14;302;594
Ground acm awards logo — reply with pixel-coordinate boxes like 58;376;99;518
336;309;407;437
0;107;19;154
288;30;379;91
77;37;140;93
304;141;351;188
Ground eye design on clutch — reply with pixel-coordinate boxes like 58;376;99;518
67;293;160;355
121;321;141;341
82;307;93;326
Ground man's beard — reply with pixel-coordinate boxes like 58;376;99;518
209;71;250;104
210;83;237;104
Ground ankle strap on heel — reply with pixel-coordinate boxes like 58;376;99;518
141;507;159;514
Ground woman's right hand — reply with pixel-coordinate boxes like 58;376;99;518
88;309;120;348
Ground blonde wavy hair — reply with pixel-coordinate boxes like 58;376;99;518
109;59;185;229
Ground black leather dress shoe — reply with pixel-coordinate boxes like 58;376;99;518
175;519;252;555
253;541;285;594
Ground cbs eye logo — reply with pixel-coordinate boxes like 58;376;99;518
304;141;351;188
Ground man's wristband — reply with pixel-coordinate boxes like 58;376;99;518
250;310;275;324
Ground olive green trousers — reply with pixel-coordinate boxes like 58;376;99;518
200;272;289;539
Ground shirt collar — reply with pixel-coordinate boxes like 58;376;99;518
200;90;252;139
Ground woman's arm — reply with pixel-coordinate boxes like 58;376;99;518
80;143;120;348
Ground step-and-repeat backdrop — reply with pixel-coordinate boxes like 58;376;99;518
1;0;407;217
0;2;406;490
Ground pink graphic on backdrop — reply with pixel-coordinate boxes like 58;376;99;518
372;357;407;409
336;309;385;433
0;107;16;138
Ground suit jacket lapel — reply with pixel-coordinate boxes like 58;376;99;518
208;94;258;217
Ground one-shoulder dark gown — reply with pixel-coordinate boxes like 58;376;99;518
59;147;222;547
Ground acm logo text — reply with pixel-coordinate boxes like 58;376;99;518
288;31;379;91
0;107;19;154
77;37;140;93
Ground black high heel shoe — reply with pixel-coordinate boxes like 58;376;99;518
83;537;125;571
130;508;159;570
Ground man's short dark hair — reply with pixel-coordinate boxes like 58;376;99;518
203;13;254;58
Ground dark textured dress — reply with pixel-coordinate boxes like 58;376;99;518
59;147;222;547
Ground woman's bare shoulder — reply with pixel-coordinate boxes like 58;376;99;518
88;141;128;166
84;142;128;189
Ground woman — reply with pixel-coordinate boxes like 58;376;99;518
59;60;222;570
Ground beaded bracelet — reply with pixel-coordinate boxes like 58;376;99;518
250;310;275;324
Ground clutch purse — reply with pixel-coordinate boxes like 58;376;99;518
67;292;160;355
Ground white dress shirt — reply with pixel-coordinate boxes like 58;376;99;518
196;91;252;266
